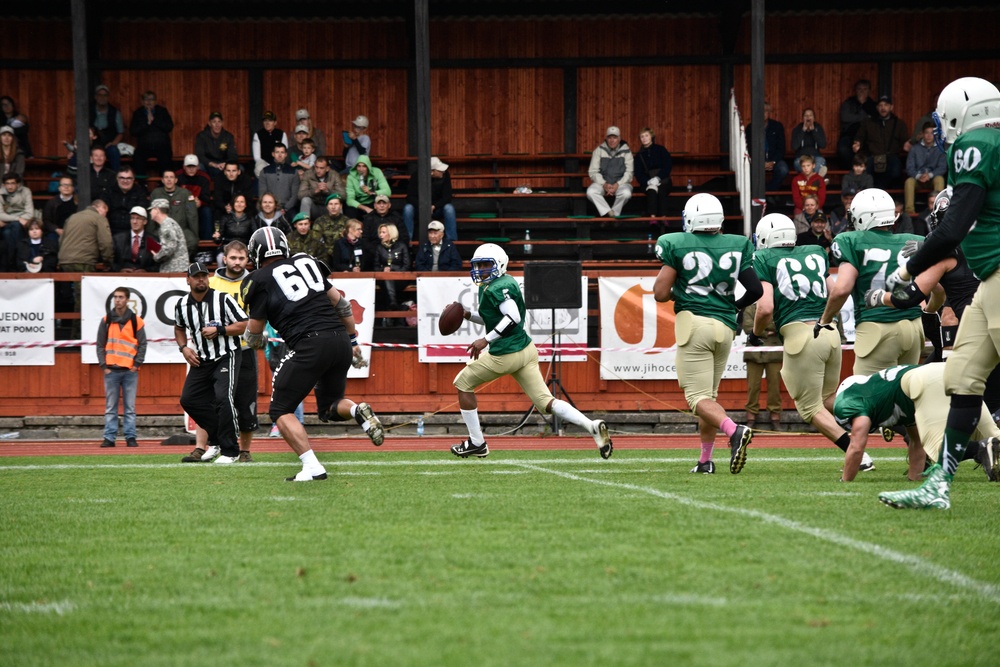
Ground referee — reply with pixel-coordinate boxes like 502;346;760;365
174;262;249;464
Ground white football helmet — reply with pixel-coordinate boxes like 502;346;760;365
470;242;509;285
849;188;897;231
933;76;1000;149
682;193;725;233
754;213;797;249
248;226;290;266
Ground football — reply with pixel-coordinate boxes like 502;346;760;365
438;301;466;335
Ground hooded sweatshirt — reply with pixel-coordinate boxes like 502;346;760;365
346;155;391;209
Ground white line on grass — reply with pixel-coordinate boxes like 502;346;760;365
512;462;1000;605
0;600;75;615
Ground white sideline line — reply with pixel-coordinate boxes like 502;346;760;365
0;600;75;615
512;462;1000;604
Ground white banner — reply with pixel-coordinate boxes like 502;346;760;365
0;279;55;366
416;275;588;363
334;278;376;378
598;276;748;380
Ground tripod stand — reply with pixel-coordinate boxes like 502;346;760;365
537;308;576;435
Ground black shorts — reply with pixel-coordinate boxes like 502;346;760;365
235;347;259;432
269;330;353;420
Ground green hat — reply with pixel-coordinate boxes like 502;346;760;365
325;192;343;204
292;212;310;224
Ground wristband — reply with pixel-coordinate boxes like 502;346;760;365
350;333;359;347
178;345;187;354
217;325;226;338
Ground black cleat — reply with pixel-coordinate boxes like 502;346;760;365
690;461;716;474
451;439;489;458
974;436;1000;482
594;420;613;459
355;402;384;446
729;424;752;474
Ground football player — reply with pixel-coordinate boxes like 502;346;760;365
879;77;1000;509
750;213;874;476
653;193;762;474
241;226;384;482
816;188;926;376
450;242;613;459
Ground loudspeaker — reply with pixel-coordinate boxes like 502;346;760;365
523;261;583;309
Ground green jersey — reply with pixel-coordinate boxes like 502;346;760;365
833;364;917;430
949;129;1000;279
752;245;829;334
829;229;924;324
655;231;755;330
478;273;531;356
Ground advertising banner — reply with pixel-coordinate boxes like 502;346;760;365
0;279;55;366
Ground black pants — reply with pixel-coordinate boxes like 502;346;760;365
180;353;240;456
269;330;353;421
234;348;259;433
644;177;673;217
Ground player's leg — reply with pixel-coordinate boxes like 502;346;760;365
452;351;506;457
316;337;383;447
270;338;327;480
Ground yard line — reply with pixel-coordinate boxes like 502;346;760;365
512;462;1000;604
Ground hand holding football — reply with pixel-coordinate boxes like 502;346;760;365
439;302;466;335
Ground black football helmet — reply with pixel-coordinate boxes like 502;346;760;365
248;226;290;267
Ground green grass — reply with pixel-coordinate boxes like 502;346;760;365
1;449;999;666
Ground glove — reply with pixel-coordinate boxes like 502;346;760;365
813;322;835;339
901;240;923;258
747;332;764;347
884;265;911;294
864;288;886;308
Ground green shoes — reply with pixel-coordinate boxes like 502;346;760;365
878;463;952;510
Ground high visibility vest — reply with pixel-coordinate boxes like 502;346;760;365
104;315;143;369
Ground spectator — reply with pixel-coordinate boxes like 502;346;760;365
251;192;292;236
89;84;124;172
362;193;408;252
403;156;457;242
87;146;117;201
374;222;411;313
298;156;345;219
287;212;325;258
0;125;25;179
893;197;914;235
904;122;947;216
294;108;327;157
795;206;832;252
791;155;826;216
128;91;174;177
212;160;256;223
58;200;113;274
633;127;673;219
289;128;316;174
111;206;159;273
43;176;77;238
828;187;857;237
342;114;371;172
194;111;237;179
414;220;462;272
792;195;825;236
105;167;150;235
150;168;199;254
586;126;633;218
1;173;35;266
177;154;215;241
346;155;391;218
0;96;31;158
741;302;783;431
312;193;350;264
65;126;103;176
258;143;299;216
148;198;189;273
747;103;788;192
17;219;58;273
790;108;828;176
330;218;368;272
841;154;874;195
213;193;254;250
837;79;876;168
915;190;941;237
251;110;288;177
852;94;910;189
97;286;146;448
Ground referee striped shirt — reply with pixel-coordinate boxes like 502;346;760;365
174;288;247;361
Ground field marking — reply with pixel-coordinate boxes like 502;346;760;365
0;600;75;615
339;596;402;609
513;462;1000;605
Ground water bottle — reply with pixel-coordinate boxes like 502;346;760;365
524;229;533;255
686;178;693;193
647;233;653;254
416;416;425;437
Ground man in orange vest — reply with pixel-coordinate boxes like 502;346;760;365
96;286;147;448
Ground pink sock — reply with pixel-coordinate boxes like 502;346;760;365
720;418;738;438
699;442;714;464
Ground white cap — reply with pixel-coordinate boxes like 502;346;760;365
295;108;310;120
352;115;369;128
606;126;621;137
129;206;148;218
430;156;449;172
183;154;199;167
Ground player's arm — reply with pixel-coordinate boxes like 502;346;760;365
328;286;366;365
865;256;953;309
819;262;857;327
898;183;985;278
904;425;926;481
484;298;521;342
842;414;871;482
465;309;484;325
734;267;763;310
243;318;268;349
752;281;775;338
653;264;677;302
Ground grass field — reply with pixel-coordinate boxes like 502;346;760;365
1;448;998;666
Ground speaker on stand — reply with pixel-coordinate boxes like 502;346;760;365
523;261;583;434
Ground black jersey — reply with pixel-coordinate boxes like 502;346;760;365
939;250;980;320
241;253;343;348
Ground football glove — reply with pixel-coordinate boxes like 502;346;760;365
864;288;886;308
747;332;764;347
813;321;835;338
885;264;912;294
901;239;923;258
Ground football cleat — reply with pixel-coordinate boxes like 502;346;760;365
593;420;613;459
729;424;752;474
214;454;239;464
201;445;221;461
690;461;716;474
355;402;384;446
878;464;951;510
451;439;489;458
859;452;875;472
974;436;1000;482
285;469;328;482
881;427;894;442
